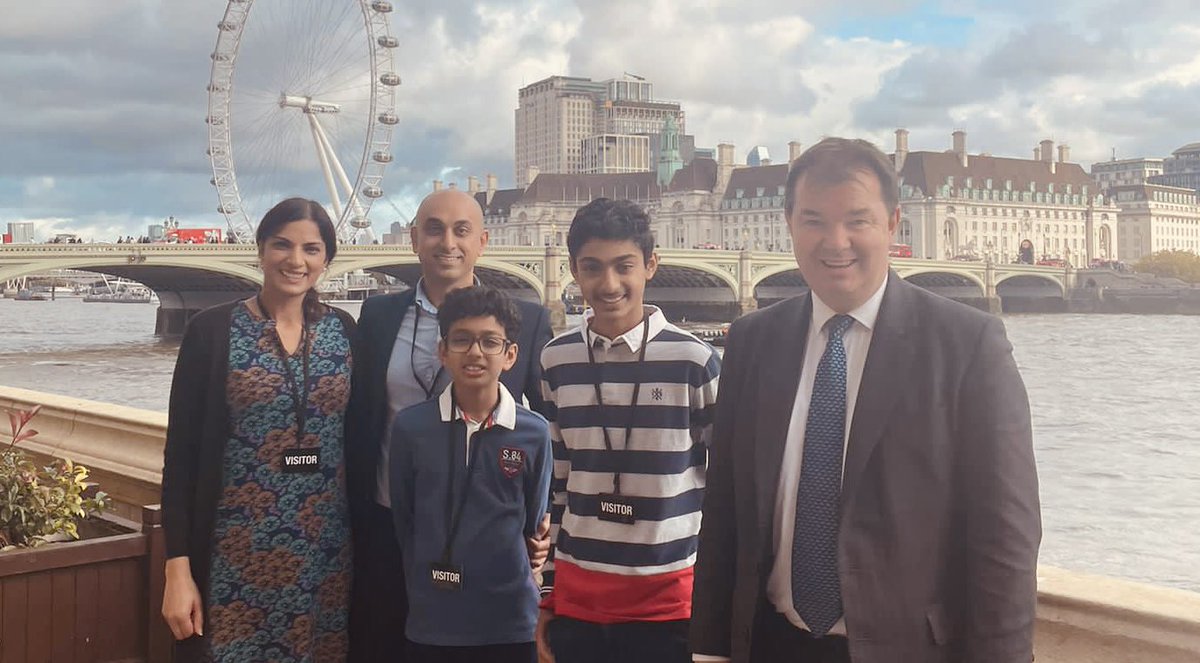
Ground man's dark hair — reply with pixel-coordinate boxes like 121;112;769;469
438;285;522;341
566;198;655;263
784;138;899;216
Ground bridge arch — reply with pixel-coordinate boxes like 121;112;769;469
751;263;797;290
645;261;739;321
0;258;262;287
653;256;739;294
900;268;986;293
900;269;987;306
753;267;809;307
995;273;1066;313
558;257;740;321
995;273;1065;296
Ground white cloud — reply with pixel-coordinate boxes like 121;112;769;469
22;177;56;197
2;0;1199;239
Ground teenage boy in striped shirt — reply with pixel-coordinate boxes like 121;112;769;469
536;198;721;663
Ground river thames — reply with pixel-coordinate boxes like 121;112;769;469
1;296;1198;592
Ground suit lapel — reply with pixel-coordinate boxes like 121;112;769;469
755;296;812;534
840;274;917;511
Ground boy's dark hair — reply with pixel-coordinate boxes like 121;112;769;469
438;285;522;341
784;137;899;216
566;197;655;263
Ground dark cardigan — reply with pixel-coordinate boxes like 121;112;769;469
159;299;360;656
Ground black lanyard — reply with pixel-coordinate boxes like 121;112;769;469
411;304;444;400
441;388;502;564
257;296;311;444
585;314;651;496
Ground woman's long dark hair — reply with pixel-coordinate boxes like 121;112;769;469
256;197;338;323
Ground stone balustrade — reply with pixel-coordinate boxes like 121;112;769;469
3;384;1199;660
1;385;166;521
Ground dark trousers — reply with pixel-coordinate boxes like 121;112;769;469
406;640;535;663
349;501;409;663
546;616;690;663
750;606;849;663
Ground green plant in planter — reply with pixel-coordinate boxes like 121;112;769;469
1;405;109;550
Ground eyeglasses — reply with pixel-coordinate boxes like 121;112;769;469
445;334;512;355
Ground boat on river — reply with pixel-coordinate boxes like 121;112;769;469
14;289;50;301
83;278;155;304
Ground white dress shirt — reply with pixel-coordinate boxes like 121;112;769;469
693;274;887;662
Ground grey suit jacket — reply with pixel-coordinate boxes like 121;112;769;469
690;274;1041;663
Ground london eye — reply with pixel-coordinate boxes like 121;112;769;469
206;0;400;243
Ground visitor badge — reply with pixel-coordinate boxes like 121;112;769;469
281;448;321;473
597;493;636;524
430;562;463;591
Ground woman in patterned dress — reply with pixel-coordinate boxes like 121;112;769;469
160;198;359;662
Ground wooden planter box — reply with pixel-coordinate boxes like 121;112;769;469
0;506;173;663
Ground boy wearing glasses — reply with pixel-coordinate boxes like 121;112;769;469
389;285;553;663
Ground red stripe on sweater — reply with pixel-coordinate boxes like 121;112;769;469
540;560;693;623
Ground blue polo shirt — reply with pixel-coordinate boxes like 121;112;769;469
390;383;553;646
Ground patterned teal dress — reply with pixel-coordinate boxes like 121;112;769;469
206;303;353;662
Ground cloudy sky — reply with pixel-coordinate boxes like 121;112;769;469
2;0;1198;241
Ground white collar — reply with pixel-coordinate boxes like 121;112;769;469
437;381;517;430
582;305;667;354
810;272;888;336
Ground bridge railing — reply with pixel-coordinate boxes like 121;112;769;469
0;243;1064;273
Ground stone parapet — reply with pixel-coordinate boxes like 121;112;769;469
3;385;1200;660
0;385;166;520
1035;565;1200;662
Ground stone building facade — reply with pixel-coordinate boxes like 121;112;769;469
1111;184;1200;261
456;131;1117;268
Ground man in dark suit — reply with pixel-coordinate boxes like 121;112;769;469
346;188;554;662
690;138;1040;663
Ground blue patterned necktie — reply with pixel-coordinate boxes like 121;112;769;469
792;313;854;636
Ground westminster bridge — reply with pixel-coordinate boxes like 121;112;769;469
0;243;1072;333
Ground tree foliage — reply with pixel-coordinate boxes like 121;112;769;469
1134;250;1200;284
